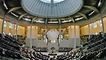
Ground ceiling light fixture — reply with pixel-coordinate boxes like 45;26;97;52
89;11;95;16
3;1;8;9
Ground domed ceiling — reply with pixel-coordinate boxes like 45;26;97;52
0;0;106;25
21;0;83;18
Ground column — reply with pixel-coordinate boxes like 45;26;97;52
35;26;38;40
88;24;91;39
58;24;61;47
69;26;80;39
45;23;47;35
44;24;47;43
68;26;80;48
44;19;47;45
45;19;47;34
100;14;104;37
30;24;32;48
26;26;38;47
58;19;61;47
74;25;76;48
27;26;37;39
15;24;18;40
1;15;5;37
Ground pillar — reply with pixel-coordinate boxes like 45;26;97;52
15;24;18;40
29;24;32;48
26;26;37;39
88;24;91;39
68;26;80;48
58;24;61;47
69;26;80;39
58;19;61;47
26;26;38;47
74;25;76;48
1;15;5;37
100;14;104;37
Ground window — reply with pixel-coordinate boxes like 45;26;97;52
3;21;6;27
9;23;13;28
34;20;44;23
93;22;97;28
48;20;58;23
40;0;64;3
99;20;102;26
40;0;51;3
62;20;72;23
23;18;31;21
53;0;64;3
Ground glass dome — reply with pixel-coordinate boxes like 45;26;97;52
40;0;64;3
21;0;83;18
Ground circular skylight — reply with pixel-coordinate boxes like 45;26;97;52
21;0;83;18
40;0;64;3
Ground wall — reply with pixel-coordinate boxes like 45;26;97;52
0;18;25;37
80;17;106;36
80;25;89;36
17;26;25;36
103;18;106;32
0;18;3;33
4;21;15;35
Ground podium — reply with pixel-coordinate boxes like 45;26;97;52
48;47;57;56
48;43;58;55
48;43;58;50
